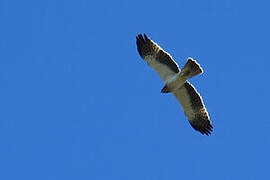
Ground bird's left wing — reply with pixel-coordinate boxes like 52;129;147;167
136;34;180;82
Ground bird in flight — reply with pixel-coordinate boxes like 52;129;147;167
136;34;213;135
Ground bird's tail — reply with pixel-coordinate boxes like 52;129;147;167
180;58;203;79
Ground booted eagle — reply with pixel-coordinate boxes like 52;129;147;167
136;34;213;135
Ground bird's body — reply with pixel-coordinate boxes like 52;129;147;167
163;73;186;92
136;34;213;135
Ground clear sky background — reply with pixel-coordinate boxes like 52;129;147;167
1;0;270;179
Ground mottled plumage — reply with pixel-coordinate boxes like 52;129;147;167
136;33;213;135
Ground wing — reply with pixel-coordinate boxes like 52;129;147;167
136;34;180;82
173;81;213;135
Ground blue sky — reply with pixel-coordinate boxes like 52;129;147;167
1;0;270;179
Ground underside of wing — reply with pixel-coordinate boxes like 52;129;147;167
136;34;179;82
173;81;213;135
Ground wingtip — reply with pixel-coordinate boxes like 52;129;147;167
136;33;149;40
202;123;213;136
136;33;143;38
143;33;148;39
190;120;213;136
136;33;152;57
136;33;146;58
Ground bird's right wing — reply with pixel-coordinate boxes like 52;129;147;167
173;81;213;135
136;34;180;82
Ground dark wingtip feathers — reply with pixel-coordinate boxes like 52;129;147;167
136;34;144;57
189;107;213;136
136;33;149;58
143;33;149;41
190;119;213;136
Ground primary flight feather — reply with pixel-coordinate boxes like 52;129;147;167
136;34;213;135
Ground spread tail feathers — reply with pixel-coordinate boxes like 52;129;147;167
180;58;203;79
